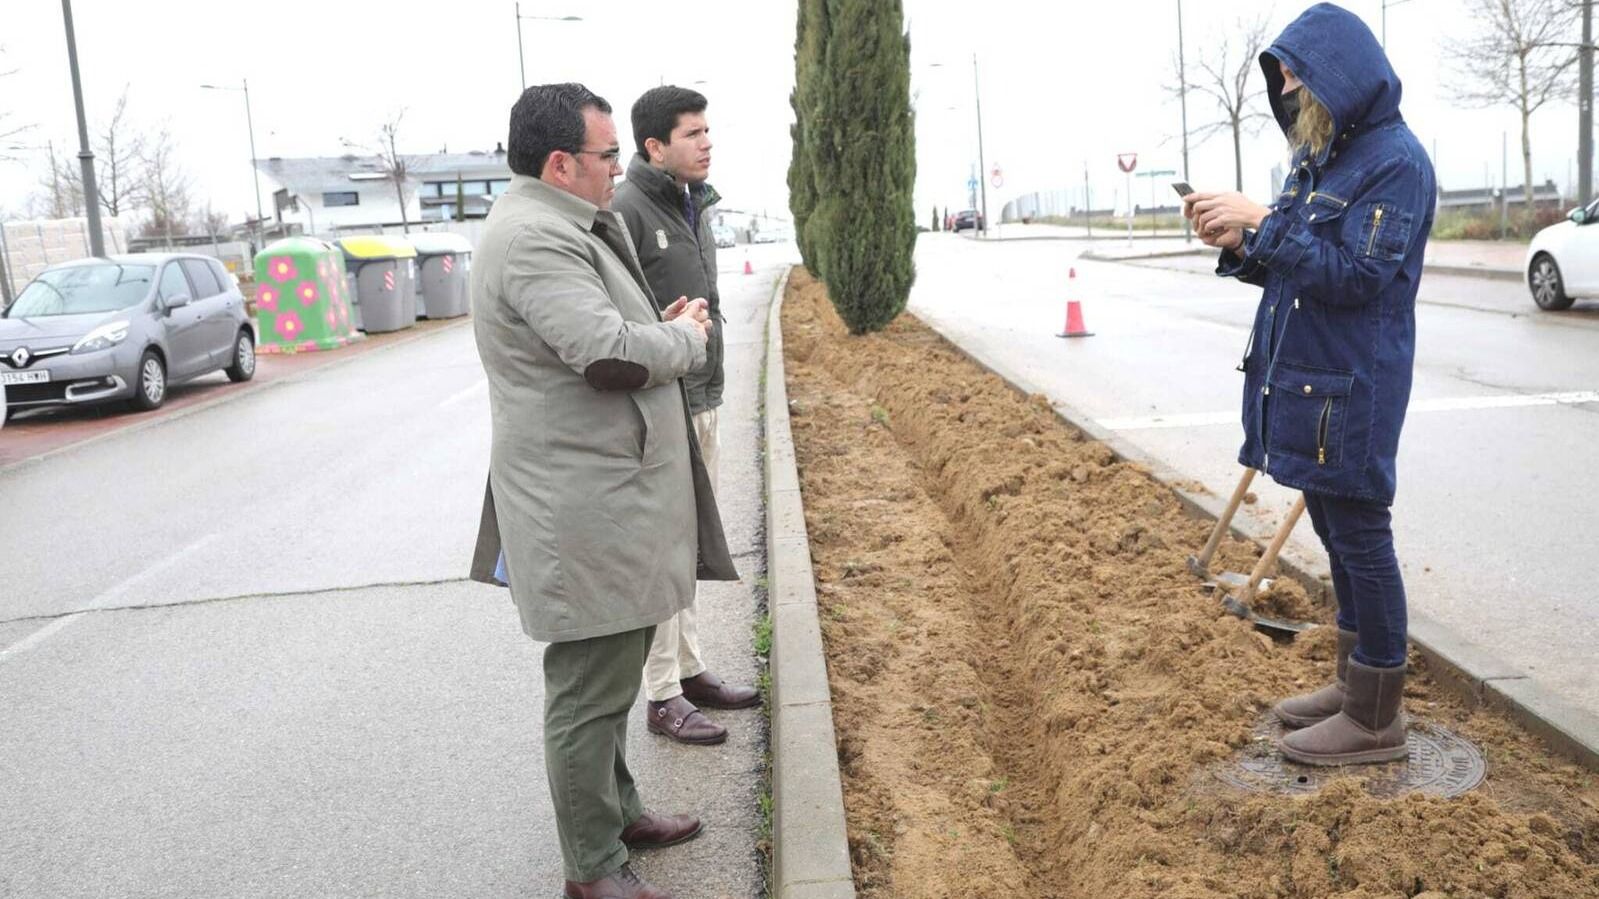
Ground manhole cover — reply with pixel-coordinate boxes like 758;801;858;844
1214;715;1486;798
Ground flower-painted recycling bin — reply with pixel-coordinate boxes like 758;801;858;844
409;232;473;319
253;237;361;354
336;235;418;333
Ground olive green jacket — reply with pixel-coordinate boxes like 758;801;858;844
468;175;737;643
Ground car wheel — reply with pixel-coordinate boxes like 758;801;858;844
129;349;167;411
1530;253;1575;311
225;329;256;382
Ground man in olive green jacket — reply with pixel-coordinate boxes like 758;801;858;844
468;82;737;899
612;86;758;748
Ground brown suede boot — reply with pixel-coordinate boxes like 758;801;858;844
1274;629;1357;729
1280;658;1408;766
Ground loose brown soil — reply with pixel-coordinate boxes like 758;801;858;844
781;267;1599;899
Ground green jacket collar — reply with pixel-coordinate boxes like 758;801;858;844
624;154;721;214
509;174;599;230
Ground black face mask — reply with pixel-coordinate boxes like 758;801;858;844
1280;85;1303;127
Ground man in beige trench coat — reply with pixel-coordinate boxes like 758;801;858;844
467;82;739;899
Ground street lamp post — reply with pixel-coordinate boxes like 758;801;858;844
973;54;989;237
1177;0;1193;243
201;80;266;250
60;0;104;257
515;5;583;91
1381;0;1414;49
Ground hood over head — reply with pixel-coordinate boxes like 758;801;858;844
1261;3;1402;159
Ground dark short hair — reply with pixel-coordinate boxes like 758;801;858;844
631;85;708;157
507;82;613;178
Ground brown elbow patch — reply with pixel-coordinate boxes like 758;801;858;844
584;358;649;391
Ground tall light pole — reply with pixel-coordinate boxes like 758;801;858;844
201;81;265;249
973;54;989;237
1381;0;1414;49
60;0;104;257
515;5;583;91
1177;0;1193;243
1580;0;1593;204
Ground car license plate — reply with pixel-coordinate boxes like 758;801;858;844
1;370;50;385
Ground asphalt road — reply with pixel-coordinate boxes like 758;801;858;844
0;245;788;898
909;232;1599;718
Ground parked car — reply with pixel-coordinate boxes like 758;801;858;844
0;253;255;419
952;209;985;232
1526;197;1599;310
752;224;795;244
711;223;737;249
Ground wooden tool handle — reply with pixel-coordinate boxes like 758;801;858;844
1238;494;1306;603
1195;467;1257;572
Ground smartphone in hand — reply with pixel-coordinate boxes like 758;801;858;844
1171;181;1195;198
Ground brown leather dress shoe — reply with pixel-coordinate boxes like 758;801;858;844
620;810;703;850
680;670;761;710
564;864;672;899
646;695;727;745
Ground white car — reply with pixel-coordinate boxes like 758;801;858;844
1526;197;1599;310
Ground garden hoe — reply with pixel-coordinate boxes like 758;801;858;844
1187;467;1262;593
1221;494;1315;637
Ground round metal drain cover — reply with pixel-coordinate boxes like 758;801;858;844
1214;715;1486;798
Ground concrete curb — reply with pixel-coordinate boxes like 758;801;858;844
763;268;857;899
906;310;1599;773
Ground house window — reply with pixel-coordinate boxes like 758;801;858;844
488;179;510;197
323;191;360;207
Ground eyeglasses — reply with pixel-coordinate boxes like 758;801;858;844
572;148;622;164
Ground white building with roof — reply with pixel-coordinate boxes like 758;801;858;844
255;146;514;236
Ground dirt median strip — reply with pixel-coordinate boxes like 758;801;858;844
780;265;1599;898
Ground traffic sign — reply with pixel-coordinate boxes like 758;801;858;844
990;164;1003;188
1117;153;1138;173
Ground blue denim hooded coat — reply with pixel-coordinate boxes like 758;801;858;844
1218;3;1436;505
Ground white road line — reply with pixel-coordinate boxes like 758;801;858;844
1099;389;1599;431
439;379;487;409
0;533;220;661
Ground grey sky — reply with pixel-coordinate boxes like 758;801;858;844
1;0;1588;230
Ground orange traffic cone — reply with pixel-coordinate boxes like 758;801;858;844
1057;268;1093;338
743;256;754;276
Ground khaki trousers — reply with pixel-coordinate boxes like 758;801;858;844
643;407;718;702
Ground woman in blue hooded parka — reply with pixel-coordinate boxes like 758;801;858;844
1182;3;1436;767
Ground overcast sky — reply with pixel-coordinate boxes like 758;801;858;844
1;0;1589;229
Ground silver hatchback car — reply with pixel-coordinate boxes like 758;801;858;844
0;253;256;419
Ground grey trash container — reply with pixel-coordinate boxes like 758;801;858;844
409;232;473;319
335;235;417;333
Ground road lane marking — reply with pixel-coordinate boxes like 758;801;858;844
1098;389;1599;431
0;533;220;661
439;379;487;409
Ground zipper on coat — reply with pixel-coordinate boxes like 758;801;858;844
1316;397;1332;465
1366;207;1384;256
1259;296;1299;472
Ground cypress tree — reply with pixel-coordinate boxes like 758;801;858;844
811;0;916;334
787;0;827;276
930;204;939;231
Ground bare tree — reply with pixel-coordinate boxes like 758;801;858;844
0;47;33;163
33;142;85;218
1172;15;1273;191
95;85;144;218
1445;0;1580;213
346;109;420;235
138;124;192;242
192;204;230;241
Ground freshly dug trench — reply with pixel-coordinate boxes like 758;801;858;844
782;267;1599;899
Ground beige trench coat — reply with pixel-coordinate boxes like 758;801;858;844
468;175;737;642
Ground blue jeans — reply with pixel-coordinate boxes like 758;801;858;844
1302;492;1408;668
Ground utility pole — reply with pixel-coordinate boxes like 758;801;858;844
1177;0;1192;243
973;54;989;238
1501;130;1510;239
1581;0;1593;204
1083;162;1093;239
516;2;526;91
61;0;104;256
